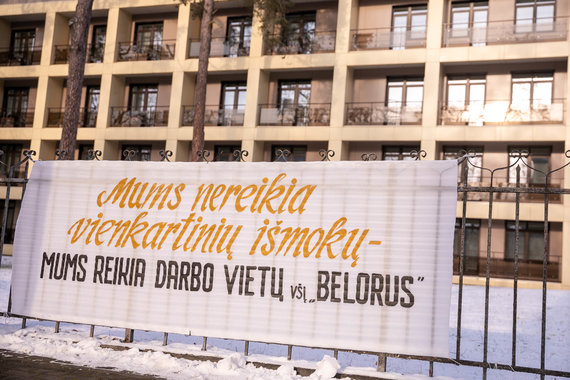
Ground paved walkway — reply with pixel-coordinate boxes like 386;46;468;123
0;349;163;379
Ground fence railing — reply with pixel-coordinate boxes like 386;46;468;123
443;17;568;47
345;102;423;125
110;106;169;127
53;43;105;64
0;110;34;128
0;47;42;66
259;104;331;126
182;105;245;126
189;37;250;58
1;148;569;380
440;99;565;125
350;28;426;50
264;30;336;55
46;108;98;128
117;40;176;61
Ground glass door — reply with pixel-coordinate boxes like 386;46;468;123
226;17;252;57
3;87;29;127
10;29;36;64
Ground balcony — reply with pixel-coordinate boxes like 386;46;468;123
110;107;169;127
443;18;567;47
46;108;98;128
264;31;336;55
0;47;41;66
117;41;175;61
350;28;426;50
182;105;245;126
53;44;105;64
440;99;564;126
189;38;250;58
345;102;423;125
259;104;331;126
0;110;34;127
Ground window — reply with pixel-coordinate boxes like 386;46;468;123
512;73;553;110
226;17;252;57
89;25;106;63
271;145;307;162
83;86;100;127
10;29;36;65
386;78;423;124
450;1;488;45
443;146;483;184
382;145;420;161
453;219;480;275
446;76;486;125
508;146;550;185
220;82;246;125
515;0;555;33
121;145;151;161
278;80;311;126
2;87;29;127
129;84;158;111
284;12;316;54
214;145;241;161
391;5;427;49
0;143;24;178
135;22;163;59
505;221;545;262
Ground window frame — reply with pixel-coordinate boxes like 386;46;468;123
505;220;547;263
382;145;420;161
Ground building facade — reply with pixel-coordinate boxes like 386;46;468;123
0;0;569;287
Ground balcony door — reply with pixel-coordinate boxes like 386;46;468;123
391;5;427;50
84;86;100;127
511;73;553;122
135;22;163;57
10;29;35;64
226;17;251;57
284;12;316;54
2;87;29;127
278;80;311;125
128;84;158;126
446;76;486;125
220;82;246;125
386;78;423;124
450;1;488;46
515;0;555;33
90;25;106;62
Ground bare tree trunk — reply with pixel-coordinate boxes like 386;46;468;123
59;0;93;160
191;0;214;162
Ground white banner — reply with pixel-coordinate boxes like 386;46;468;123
12;160;457;357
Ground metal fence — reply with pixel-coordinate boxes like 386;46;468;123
0;147;569;379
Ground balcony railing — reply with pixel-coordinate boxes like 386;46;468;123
259;104;331;126
0;47;42;66
110;107;169;127
182;105;245;126
443;18;568;47
54;43;105;64
350;28;426;50
0;110;34;127
345;102;423;125
189;38;250;58
264;31;336;55
117;41;175;61
46;108;98;127
440;99;564;126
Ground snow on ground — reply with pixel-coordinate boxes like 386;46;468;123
1;255;568;380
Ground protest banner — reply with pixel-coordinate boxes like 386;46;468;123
11;160;457;357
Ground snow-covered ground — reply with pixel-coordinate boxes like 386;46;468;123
1;255;568;380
